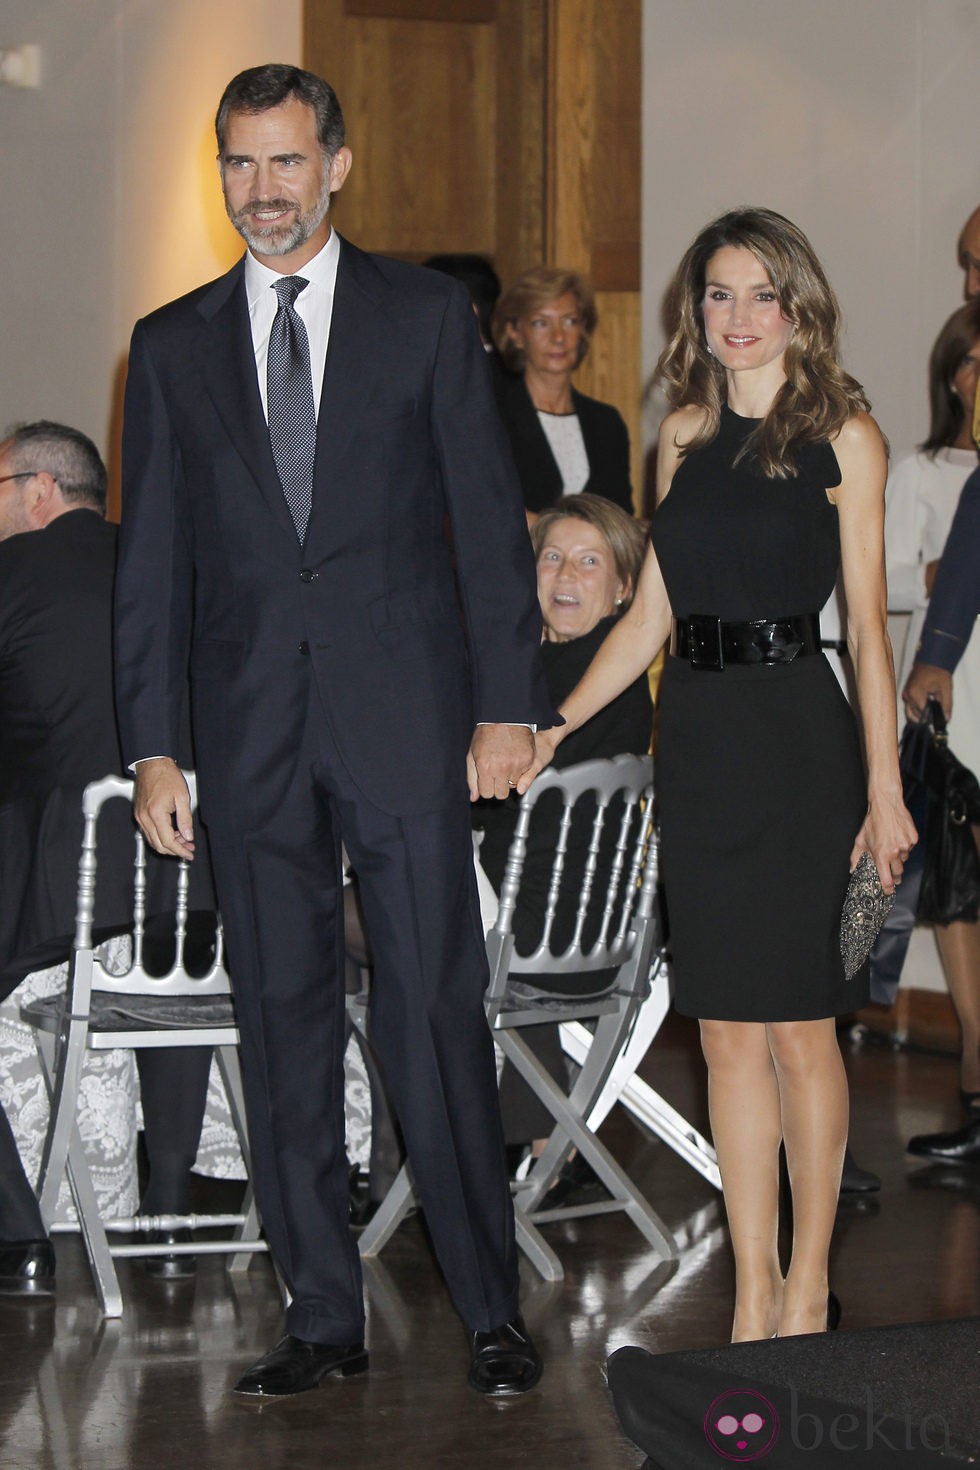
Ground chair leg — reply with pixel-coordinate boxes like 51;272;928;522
34;1021;89;1228
498;1028;678;1265
513;1211;564;1283
65;1124;123;1318
357;1165;415;1257
560;957;672;1133
559;969;721;1190
215;1046;266;1274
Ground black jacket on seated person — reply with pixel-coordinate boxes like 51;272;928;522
0;509;214;999
474;616;653;963
493;369;633;514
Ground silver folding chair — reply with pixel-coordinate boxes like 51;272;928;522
21;773;266;1317
485;753;677;1279
360;754;678;1282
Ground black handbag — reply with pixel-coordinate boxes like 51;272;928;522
903;698;980;926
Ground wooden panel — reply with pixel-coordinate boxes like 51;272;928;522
591;0;641;293
305;0;546;281
545;0;642;509
574;291;643;509
346;0;495;19
493;0;547;286
305;1;495;256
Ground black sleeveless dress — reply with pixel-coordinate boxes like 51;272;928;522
651;404;868;1021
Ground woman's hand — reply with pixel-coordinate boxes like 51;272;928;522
850;791;918;895
514;729;561;795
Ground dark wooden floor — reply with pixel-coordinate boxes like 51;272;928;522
3;1016;978;1470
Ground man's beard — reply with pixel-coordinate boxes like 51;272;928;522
228;174;332;257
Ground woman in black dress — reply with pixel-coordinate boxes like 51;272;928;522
520;208;916;1341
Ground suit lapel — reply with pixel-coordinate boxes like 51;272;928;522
199;262;298;542
303;239;391;551
315;238;387;455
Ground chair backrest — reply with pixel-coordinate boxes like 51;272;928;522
69;773;229;1011
485;754;659;1012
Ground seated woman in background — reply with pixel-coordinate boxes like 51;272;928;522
884;299;980;1119
473;495;652;1169
491;268;633;517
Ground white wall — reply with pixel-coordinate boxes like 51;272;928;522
1;0;302;464
642;1;980;995
642;0;980;456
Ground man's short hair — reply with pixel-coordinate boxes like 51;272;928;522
215;64;345;159
4;421;107;514
423;255;501;343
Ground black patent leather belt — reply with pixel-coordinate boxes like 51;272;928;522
671;612;822;671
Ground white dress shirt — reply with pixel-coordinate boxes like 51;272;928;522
244;228;340;418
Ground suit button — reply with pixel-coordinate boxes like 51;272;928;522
299;641;310;656
299;568;317;583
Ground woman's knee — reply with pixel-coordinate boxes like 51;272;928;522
699;1019;768;1076
767;1018;839;1078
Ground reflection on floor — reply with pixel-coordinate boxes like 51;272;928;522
2;1015;977;1470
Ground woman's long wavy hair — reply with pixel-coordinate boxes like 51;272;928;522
656;207;871;478
921;300;980;456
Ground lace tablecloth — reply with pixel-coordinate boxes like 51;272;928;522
0;937;372;1225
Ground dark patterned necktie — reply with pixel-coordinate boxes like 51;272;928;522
267;275;316;541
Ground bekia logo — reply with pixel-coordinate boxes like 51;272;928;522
704;1385;952;1458
704;1388;780;1462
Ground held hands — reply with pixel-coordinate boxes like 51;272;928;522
133;758;196;859
467;725;536;801
850;791;917;897
903;662;953;724
515;730;561;796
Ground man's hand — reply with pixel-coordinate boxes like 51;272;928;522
903;662;953;723
467;724;535;801
133;758;195;858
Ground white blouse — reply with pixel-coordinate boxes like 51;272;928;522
537;410;590;496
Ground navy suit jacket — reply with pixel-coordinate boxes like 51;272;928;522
917;466;980;672
114;238;556;825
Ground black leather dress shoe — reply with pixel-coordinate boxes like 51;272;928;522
143;1227;197;1279
234;1335;368;1397
0;1239;55;1296
467;1314;542;1396
839;1147;881;1195
907;1117;980;1165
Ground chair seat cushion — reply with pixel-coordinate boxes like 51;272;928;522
22;991;236;1031
503;979;621;1013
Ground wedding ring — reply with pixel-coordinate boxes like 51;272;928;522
507;779;516;787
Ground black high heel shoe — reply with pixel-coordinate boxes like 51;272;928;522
827;1291;841;1331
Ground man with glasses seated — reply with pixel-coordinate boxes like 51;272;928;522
0;421;215;1291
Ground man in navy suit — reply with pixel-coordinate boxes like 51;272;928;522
114;65;555;1398
903;466;979;721
904;466;980;1165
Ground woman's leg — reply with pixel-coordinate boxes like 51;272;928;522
935;913;980;1099
700;1019;783;1342
768;1017;847;1337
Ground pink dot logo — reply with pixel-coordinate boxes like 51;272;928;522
704;1388;780;1461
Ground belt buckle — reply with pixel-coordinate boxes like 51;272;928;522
688;614;724;671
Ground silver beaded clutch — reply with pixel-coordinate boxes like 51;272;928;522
840;852;895;981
